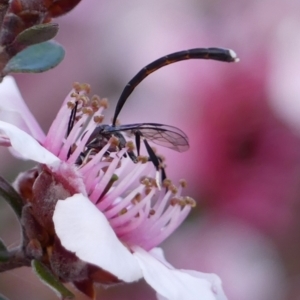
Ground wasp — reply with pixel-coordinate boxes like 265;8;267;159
71;47;238;183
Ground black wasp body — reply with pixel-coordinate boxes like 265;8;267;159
77;123;189;182
87;123;189;153
72;47;238;182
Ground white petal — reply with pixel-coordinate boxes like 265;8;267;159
53;194;143;282
0;121;59;164
0;76;45;142
133;247;227;300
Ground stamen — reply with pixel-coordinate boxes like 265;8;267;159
168;183;178;194
90;95;101;111
119;208;128;215
110;136;120;147
98;162;151;211
72;82;91;94
179;179;187;188
99;98;109;108
126;141;135;151
131;193;142;204
95;174;119;204
106;184;148;220
109;188;155;228
149;209;155;216
94;115;104;124
138;156;148;164
81;107;94;115
89;148;127;204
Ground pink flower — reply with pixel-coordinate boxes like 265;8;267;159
0;76;227;300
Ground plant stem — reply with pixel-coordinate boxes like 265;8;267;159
0;247;31;272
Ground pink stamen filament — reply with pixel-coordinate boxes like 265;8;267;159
90;148;127;203
58;114;89;161
100;163;151;206
114;209;148;235
145;206;191;250
79;143;111;174
107;188;155;226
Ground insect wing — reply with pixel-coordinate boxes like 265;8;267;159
140;124;189;152
110;123;189;152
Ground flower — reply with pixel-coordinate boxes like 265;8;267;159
0;76;227;300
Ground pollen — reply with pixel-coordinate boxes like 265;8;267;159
90;99;101;111
149;209;156;216
184;196;196;207
140;176;150;186
179;179;187;188
109;136;119;147
126;141;135;151
140;176;156;188
99;98;109;108
81;107;94;115
72;82;81;92
168;184;178;194
93;115;104;124
67;101;76;109
78;95;89;106
131;193;141;204
72;82;91;94
137;156;148;164
119;208;128;215
162;178;172;188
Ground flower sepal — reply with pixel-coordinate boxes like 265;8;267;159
0;174;24;219
0;238;9;262
32;259;75;300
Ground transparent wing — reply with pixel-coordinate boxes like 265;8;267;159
108;123;189;152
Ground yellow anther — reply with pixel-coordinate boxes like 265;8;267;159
119;208;127;215
185;196;196;207
94;115;104;124
162;178;172;188
149;209;156;216
99;98;109;108
109;136;119;147
126;141;135;151
179;179;187;188
138;156;148;164
67;101;76;109
82;107;93;115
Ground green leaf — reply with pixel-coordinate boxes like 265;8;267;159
0;251;9;262
32;260;75;299
0;293;9;300
0;176;23;219
12;23;59;50
0;238;7;252
4;41;65;74
0;238;9;262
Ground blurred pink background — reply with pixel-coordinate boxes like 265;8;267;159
1;0;300;299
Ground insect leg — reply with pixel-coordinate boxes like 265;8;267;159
67;101;78;136
113;132;138;163
143;138;167;187
135;130;141;156
67;101;79;159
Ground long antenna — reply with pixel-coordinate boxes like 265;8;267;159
112;47;239;126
